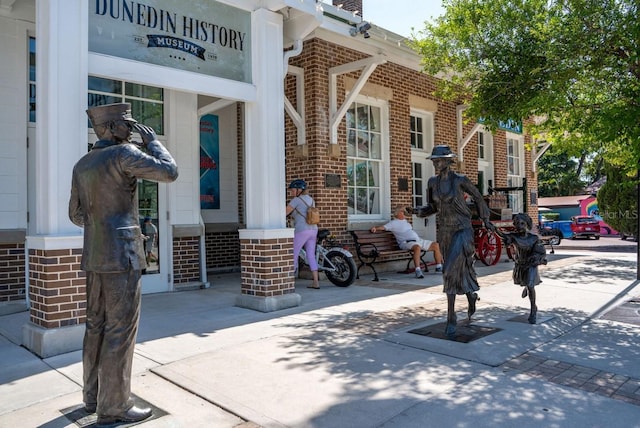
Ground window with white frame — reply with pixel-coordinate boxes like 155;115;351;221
28;37;36;123
88;76;164;135
410;115;424;150
506;134;524;213
346;101;386;217
478;131;486;160
477;129;494;195
410;111;434;207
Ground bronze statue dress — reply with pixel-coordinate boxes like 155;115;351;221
497;212;547;324
505;233;546;287
427;172;490;296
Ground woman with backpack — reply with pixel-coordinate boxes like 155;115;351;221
286;179;320;289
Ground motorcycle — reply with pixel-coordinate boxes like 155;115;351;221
298;229;357;287
538;221;563;246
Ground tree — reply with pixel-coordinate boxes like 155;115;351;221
598;163;639;240
537;147;586;197
410;0;639;172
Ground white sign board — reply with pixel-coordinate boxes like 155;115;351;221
89;0;251;83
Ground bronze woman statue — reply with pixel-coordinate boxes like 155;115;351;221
416;145;494;338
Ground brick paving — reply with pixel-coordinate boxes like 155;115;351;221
346;268;640;408
501;353;640;406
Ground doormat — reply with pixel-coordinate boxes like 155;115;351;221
60;394;167;427
408;321;502;343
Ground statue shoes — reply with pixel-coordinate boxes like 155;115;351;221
528;305;538;324
467;292;479;320
96;405;152;426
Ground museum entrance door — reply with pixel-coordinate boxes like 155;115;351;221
139;179;170;294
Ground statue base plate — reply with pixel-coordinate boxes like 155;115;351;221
61;394;166;427
408;321;502;343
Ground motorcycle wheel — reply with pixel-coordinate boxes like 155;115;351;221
324;250;357;287
549;235;561;246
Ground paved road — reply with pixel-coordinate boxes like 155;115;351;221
551;234;638;253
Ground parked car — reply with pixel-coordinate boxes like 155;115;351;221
570;215;601;240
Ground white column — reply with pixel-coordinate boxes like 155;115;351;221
243;8;288;230
35;0;88;235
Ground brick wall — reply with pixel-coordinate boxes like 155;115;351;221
173;236;201;284
28;248;85;328
286;38;461;245
333;0;363;15
0;243;26;302
284;37;539;257
205;230;240;270
240;237;294;297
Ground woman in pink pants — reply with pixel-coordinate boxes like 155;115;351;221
286;179;320;289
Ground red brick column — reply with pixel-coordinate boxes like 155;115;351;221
23;237;86;358
236;229;300;312
28;248;85;328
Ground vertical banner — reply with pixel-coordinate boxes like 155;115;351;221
200;114;220;209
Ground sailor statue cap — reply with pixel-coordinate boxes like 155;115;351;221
86;103;137;127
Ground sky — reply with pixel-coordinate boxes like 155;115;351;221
357;0;445;37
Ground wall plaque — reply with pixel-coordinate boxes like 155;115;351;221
398;177;409;191
325;174;341;188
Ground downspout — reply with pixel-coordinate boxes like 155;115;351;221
283;39;303;76
199;215;209;288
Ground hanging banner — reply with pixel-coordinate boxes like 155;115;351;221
89;0;251;83
200;114;220;209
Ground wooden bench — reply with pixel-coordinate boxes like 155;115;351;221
349;229;428;281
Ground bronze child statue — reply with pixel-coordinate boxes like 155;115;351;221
496;213;547;324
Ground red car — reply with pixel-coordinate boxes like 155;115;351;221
570;216;601;240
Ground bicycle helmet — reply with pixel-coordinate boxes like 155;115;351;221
288;179;307;190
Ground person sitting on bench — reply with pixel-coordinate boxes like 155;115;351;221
370;205;444;278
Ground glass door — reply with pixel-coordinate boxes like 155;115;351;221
139;179;169;293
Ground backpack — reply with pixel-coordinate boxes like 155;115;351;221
298;197;320;225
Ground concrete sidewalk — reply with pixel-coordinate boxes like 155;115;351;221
1;249;639;427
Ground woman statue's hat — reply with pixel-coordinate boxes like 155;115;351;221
427;145;457;159
86;103;137;127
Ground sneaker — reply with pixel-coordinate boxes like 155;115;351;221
435;264;443;273
415;268;424;279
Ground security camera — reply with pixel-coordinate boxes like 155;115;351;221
350;21;372;38
358;22;371;33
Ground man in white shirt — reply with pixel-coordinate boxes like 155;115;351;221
370;206;444;278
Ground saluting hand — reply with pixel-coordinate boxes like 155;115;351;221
133;123;157;146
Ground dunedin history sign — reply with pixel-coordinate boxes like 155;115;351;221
89;0;251;83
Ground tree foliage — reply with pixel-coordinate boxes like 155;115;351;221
410;0;639;171
537;147;586;196
597;163;639;239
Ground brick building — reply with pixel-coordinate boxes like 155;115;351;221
0;0;541;357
